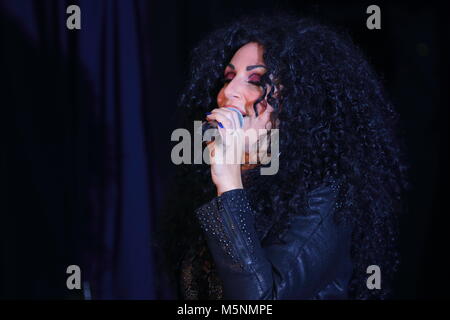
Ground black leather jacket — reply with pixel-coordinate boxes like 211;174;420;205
194;181;354;299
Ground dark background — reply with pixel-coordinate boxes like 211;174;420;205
1;0;448;299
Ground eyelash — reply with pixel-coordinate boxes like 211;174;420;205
222;74;262;86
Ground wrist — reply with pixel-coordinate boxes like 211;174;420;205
216;179;243;196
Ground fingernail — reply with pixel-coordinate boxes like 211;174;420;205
218;122;224;128
205;112;211;115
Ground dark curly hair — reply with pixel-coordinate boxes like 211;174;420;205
156;11;408;300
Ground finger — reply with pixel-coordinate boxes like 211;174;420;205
223;107;244;129
206;111;234;130
206;141;216;160
204;112;227;145
213;108;240;130
205;112;239;148
208;109;235;129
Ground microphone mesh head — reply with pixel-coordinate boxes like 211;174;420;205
224;107;244;128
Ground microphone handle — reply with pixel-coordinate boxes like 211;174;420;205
201;107;244;141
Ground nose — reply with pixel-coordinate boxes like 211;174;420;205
223;77;242;101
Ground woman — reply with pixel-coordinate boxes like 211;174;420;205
157;12;407;300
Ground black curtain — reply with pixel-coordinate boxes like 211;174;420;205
0;0;176;299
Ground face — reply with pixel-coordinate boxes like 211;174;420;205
217;42;277;140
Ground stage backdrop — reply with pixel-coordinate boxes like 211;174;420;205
1;0;180;299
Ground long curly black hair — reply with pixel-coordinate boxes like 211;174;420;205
156;11;408;300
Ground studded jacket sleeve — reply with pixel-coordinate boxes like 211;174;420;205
194;182;353;300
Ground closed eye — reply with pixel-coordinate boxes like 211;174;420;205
248;75;262;86
222;73;262;86
222;72;234;84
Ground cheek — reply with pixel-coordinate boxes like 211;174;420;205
217;88;225;105
243;93;263;115
250;89;264;103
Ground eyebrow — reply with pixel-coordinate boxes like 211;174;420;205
227;63;267;71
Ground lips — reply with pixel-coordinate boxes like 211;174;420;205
223;105;246;116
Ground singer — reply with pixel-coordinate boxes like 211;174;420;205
157;12;407;300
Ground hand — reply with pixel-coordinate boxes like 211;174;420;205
205;107;245;196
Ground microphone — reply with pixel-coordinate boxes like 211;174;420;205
201;107;244;141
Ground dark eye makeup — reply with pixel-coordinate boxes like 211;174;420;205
222;72;262;86
248;74;262;85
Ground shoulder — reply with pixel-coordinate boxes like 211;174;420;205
266;177;344;245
